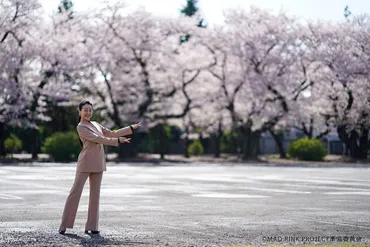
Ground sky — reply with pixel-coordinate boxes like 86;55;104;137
40;0;370;24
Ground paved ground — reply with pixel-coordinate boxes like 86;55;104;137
0;162;370;246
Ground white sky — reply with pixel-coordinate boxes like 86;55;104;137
40;0;370;24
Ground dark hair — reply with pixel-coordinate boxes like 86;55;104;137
78;100;93;147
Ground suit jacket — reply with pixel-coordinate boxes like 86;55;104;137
76;121;132;173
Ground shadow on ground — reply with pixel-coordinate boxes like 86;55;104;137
0;231;151;247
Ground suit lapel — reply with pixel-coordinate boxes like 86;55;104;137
79;121;101;135
90;121;102;134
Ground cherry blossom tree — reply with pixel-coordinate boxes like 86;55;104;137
73;3;208;158
195;26;243;157
218;8;313;159
306;16;370;158
0;0;42;156
272;25;332;158
4;0;370;161
24;7;91;158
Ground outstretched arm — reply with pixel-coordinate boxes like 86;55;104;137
77;125;119;146
98;122;141;138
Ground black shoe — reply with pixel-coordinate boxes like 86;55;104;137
85;230;100;234
59;230;66;235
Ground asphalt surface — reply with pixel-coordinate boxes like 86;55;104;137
0;162;370;246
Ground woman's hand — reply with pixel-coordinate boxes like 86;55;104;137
119;137;131;143
131;122;141;130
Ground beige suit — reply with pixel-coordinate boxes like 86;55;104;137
59;121;132;231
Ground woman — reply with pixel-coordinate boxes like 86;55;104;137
59;100;141;235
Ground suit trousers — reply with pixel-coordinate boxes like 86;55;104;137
59;172;103;231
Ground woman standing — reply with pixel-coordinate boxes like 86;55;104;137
59;100;141;235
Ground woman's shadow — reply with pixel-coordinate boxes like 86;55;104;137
62;232;147;246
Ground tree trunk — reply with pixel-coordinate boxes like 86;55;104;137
59;106;68;132
31;128;39;160
213;134;221;158
359;129;369;159
241;125;261;160
0;122;5;157
159;123;165;160
344;144;349;156
213;122;223;158
269;129;286;159
183;126;190;158
348;130;368;159
184;137;190;158
338;125;368;159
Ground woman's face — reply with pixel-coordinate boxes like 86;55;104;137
79;104;93;122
